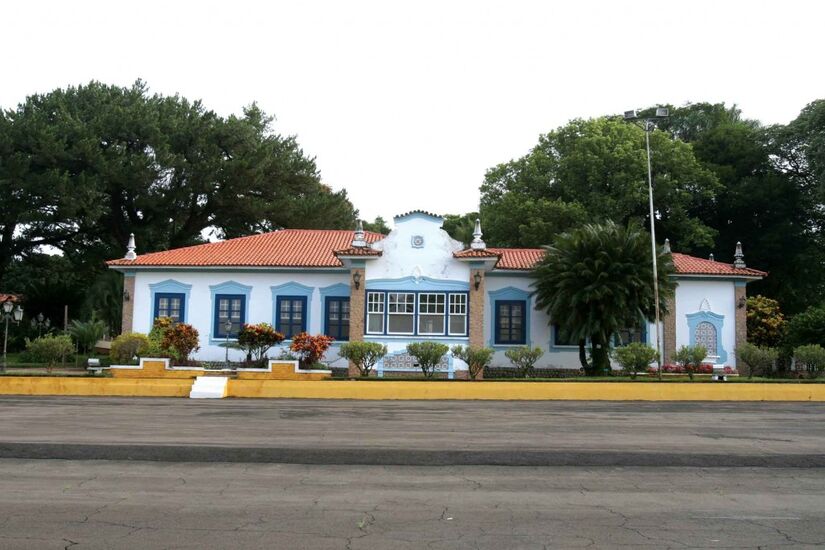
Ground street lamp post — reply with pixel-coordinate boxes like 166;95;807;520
2;300;24;373
31;313;50;337
624;107;669;381
224;318;233;367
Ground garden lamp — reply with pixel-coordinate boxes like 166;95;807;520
2;301;24;373
224;318;233;365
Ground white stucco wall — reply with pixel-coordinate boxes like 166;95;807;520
368;213;468;281
131;270;351;363
672;278;738;367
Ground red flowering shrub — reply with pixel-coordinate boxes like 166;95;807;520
161;323;200;363
236;323;284;362
289;333;334;369
648;363;727;376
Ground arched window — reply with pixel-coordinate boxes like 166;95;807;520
694;321;717;356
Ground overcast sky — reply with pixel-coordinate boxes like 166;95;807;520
3;0;823;224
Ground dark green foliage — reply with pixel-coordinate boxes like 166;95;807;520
441;213;479;246
0;81;357;328
785;305;825;348
531;222;675;376
362;217;391;235
25;334;74;371
406;342;449;378
480;117;720;250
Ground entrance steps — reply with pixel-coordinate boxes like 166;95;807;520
190;376;228;399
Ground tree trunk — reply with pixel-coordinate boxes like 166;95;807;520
590;334;611;376
578;340;593;375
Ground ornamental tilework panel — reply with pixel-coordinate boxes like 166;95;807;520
382;352;449;371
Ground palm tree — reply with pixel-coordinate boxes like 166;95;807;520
531;221;675;375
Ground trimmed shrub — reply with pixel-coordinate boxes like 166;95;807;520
26;334;74;372
339;341;387;377
451;345;494;379
504;346;544;378
236;323;284;363
793;344;825;379
613;342;658;379
673;344;708;380
110;332;151;364
406;342;449;378
290;333;334;369
737;342;779;379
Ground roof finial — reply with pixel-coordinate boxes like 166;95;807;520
352;219;367;248
709;253;715;262
125;233;137;260
733;241;746;268
662;238;671;254
470;218;486;250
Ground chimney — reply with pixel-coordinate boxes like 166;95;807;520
470;218;486;250
124;233;137;260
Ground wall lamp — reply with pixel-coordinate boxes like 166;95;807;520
737;295;747;309
353;271;362;290
123;289;131;302
473;271;482;290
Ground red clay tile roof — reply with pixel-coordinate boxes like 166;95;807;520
485;248;766;277
106;229;765;279
671;253;767;277
0;293;21;303
488;248;546;270
453;249;501;259
334;247;382;257
106;229;384;268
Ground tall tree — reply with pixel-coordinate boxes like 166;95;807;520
0;81;358;324
531;222;675;375
481;117;720;251
654;102;824;312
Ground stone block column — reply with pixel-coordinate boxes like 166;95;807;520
662;296;676;365
735;284;748;375
347;267;366;377
468;268;486;379
121;274;135;334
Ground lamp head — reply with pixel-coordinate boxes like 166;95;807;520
223;318;233;333
1;300;12;315
12;305;23;322
623;110;637;120
655;107;669;118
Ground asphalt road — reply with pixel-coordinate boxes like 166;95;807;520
1;460;823;549
1;397;824;548
0;397;824;465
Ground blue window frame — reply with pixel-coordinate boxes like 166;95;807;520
214;294;246;339
154;293;185;323
325;297;350;341
553;325;578;347
363;290;469;337
277;296;307;339
495;300;526;345
614;323;647;347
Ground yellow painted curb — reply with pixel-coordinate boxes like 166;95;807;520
0;377;193;397
226;380;825;401
1;377;823;401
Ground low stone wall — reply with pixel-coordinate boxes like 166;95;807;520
109;358;331;381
